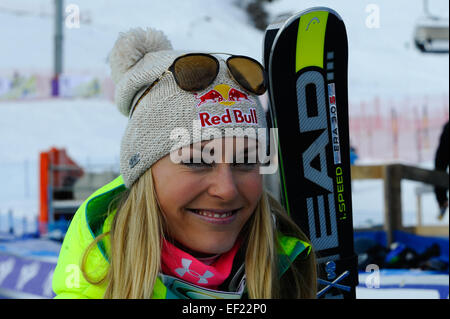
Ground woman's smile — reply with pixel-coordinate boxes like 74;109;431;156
185;207;241;224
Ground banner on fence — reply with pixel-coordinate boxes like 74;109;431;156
0;253;56;298
0;72;114;100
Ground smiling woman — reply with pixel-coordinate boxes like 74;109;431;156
154;137;262;256
51;27;317;299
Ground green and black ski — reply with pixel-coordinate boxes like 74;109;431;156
264;7;358;298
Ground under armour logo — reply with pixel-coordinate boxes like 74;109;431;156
175;258;214;284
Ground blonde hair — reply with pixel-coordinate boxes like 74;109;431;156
81;168;317;298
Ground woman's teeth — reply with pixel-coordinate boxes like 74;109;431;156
190;209;235;218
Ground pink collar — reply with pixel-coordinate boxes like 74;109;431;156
161;239;241;290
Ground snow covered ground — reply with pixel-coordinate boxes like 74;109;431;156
0;0;448;99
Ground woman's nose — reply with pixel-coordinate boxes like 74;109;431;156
207;164;239;201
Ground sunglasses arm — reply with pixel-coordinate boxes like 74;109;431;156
129;70;171;119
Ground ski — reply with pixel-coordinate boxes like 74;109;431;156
264;7;358;298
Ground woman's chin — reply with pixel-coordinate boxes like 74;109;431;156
178;235;238;256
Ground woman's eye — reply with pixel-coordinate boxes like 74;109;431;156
180;156;259;170
232;161;258;170
234;162;257;167
181;159;214;169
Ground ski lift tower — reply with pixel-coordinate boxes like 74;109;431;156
413;0;449;53
52;0;64;96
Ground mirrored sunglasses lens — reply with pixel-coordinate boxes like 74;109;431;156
227;57;266;95
173;55;218;91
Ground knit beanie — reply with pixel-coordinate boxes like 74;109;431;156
109;27;267;188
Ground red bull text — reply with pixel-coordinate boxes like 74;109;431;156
198;108;258;127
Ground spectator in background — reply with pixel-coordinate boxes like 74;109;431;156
350;145;358;165
434;121;449;220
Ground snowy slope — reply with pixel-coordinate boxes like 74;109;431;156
0;0;448;99
0;98;126;227
0;99;125;163
0;0;263;74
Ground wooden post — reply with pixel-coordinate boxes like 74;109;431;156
383;164;403;245
352;163;449;241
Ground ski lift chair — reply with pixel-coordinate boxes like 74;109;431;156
413;1;449;53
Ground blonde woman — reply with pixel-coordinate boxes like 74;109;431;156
52;27;317;299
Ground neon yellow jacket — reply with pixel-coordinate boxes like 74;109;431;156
52;175;310;299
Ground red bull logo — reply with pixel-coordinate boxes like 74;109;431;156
194;84;251;107
195;84;258;127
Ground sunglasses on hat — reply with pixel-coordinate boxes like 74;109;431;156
129;53;267;118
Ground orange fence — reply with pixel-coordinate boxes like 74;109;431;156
39;148;84;232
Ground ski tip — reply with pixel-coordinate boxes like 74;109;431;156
265;7;343;37
267;6;345;61
281;6;344;29
302;6;343;20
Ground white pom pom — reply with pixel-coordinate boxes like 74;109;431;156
109;27;173;83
